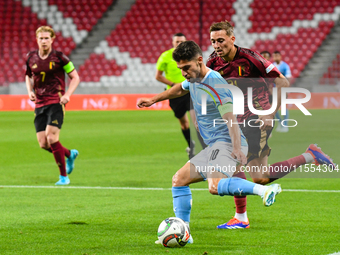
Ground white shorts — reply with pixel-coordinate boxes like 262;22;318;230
190;141;248;179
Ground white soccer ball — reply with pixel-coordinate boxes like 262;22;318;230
157;217;190;248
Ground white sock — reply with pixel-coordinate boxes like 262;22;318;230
235;212;248;222
253;184;267;196
302;153;314;164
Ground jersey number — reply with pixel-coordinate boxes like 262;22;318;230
40;71;46;82
210;149;219;161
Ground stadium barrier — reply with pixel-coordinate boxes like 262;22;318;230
0;93;340;111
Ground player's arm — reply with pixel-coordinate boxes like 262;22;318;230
25;75;36;101
137;83;188;108
60;68;80;105
222;111;247;165
155;70;175;87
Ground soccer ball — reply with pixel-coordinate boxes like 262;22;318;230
157;217;190;248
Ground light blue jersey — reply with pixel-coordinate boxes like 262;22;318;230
274;61;292;78
181;69;247;147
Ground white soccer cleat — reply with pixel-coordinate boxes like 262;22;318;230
262;184;281;206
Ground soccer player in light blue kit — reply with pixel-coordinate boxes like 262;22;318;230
273;51;292;132
137;41;281;243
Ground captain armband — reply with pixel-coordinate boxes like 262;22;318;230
218;102;233;116
63;61;75;73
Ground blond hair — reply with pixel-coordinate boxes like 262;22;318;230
36;26;56;39
209;21;234;37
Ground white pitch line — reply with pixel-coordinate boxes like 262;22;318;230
0;185;339;193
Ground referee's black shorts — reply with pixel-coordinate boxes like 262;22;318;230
34;103;65;132
240;115;273;164
169;93;191;119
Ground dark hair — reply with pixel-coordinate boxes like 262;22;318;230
173;33;186;38
172;41;202;62
209;20;234;36
273;50;281;55
260;51;271;57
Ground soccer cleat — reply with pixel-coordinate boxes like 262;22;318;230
305;144;336;169
262;184;281;207
55;175;70;185
187;235;194;244
216;217;249;229
276;125;288;133
66;149;79;175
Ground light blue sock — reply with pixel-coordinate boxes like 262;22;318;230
275;111;282;125
172;186;192;222
217;177;257;196
284;109;289;122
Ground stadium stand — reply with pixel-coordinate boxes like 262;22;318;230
249;0;340;33
47;0;113;31
251;21;335;78
0;0;76;85
1;0;340;90
321;54;340;85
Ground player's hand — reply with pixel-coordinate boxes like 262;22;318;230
255;114;274;131
137;98;154;108
28;91;36;101
231;149;247;165
194;119;199;132
60;95;70;105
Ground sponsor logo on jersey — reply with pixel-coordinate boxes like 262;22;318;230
49;61;55;69
32;64;37;69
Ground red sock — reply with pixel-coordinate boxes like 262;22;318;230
63;146;71;158
50;141;67;177
268;155;306;183
234;171;247;214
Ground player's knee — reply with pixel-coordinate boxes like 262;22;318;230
46;134;58;145
252;177;270;185
172;172;188;187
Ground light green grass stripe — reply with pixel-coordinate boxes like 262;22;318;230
0;185;340;192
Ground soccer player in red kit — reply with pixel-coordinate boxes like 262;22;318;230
207;21;336;229
25;26;80;185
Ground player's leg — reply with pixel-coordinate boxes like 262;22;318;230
207;172;280;207
36;132;52;152
172;161;205;223
46;125;69;184
204;142;281;207
280;109;289;132
251;145;336;184
45;104;75;185
34;107;52;152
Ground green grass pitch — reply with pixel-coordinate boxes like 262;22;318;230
0;109;339;255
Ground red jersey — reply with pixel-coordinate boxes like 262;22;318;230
206;45;281;122
25;49;74;108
